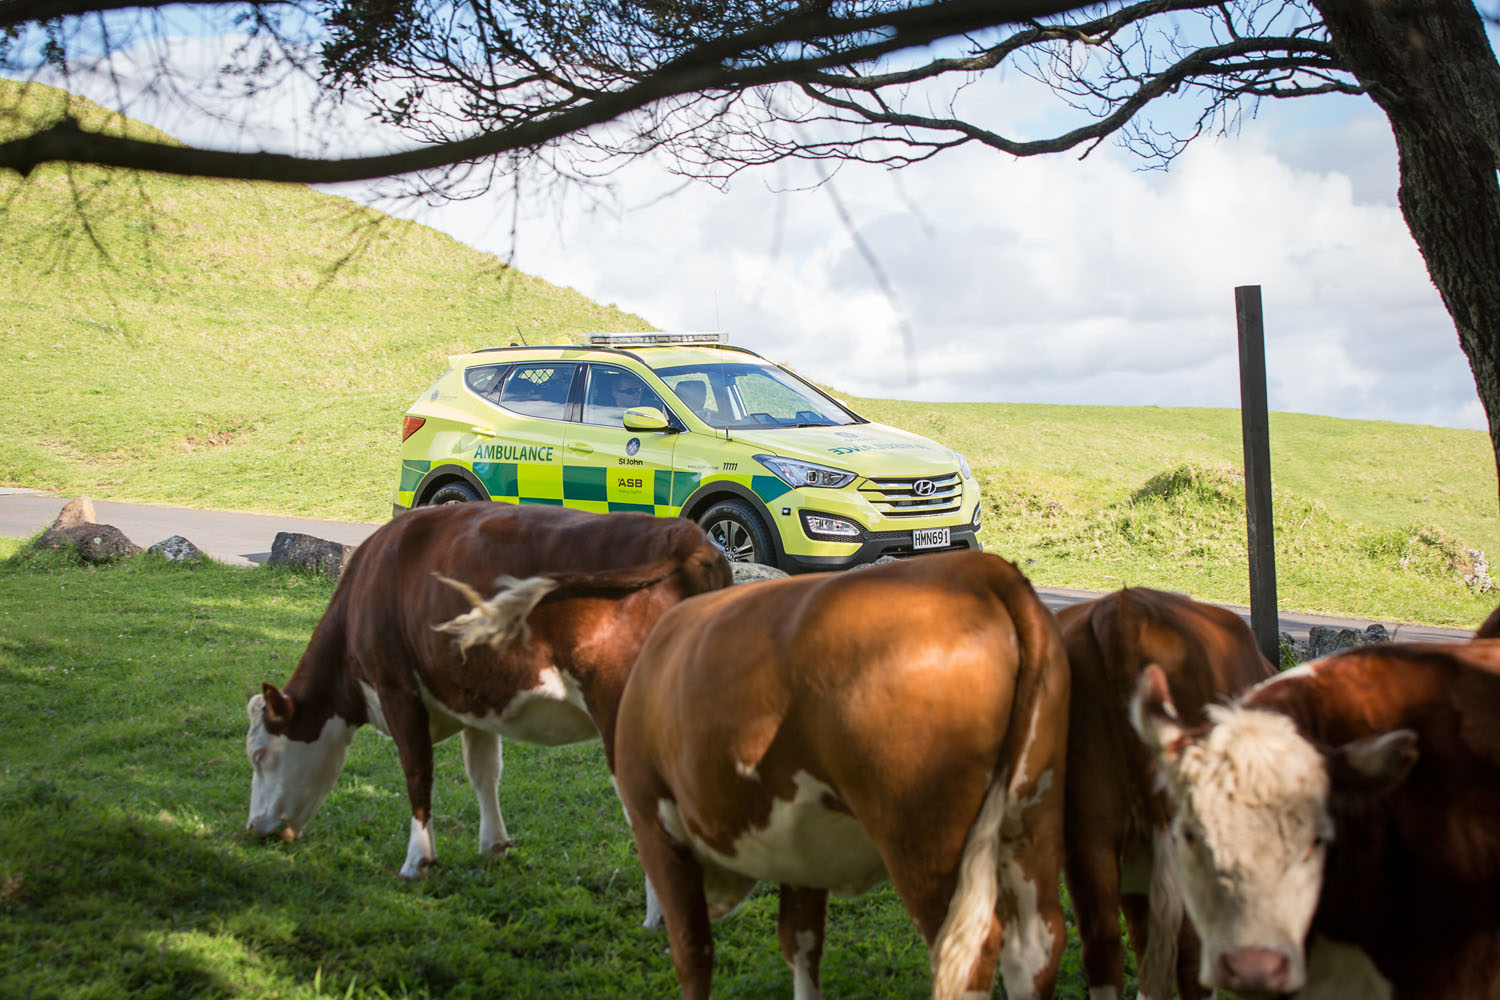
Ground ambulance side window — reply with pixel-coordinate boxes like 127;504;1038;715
498;363;578;420
582;365;666;427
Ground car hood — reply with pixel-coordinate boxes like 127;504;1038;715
725;422;961;478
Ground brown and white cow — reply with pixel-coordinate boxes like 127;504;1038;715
1133;640;1500;999
245;502;730;883
1057;588;1274;1000
614;550;1071;1000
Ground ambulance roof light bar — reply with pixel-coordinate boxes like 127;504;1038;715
586;331;729;347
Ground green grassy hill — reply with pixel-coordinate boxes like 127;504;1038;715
0;79;651;516
2;79;1497;627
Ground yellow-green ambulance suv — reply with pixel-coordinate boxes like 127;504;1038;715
394;333;981;572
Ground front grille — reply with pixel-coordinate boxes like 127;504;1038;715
859;472;963;517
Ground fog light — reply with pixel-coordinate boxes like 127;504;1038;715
802;513;862;540
972;504;982;529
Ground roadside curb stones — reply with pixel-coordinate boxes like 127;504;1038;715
268;531;356;581
148;535;206;565
731;562;788;584
35;497;143;564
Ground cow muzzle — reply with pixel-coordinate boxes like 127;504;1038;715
1214;946;1298;996
247;815;297;842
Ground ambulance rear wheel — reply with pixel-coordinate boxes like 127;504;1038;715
699;499;774;567
427;481;482;505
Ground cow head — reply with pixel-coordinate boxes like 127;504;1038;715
245;684;356;842
1130;665;1417;997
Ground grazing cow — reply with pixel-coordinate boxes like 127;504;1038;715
1057;588;1274;1000
245;503;730;881
614;550;1071;1000
1132;640;1500;999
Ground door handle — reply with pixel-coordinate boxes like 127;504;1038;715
470;426;496;438
568;441;595;455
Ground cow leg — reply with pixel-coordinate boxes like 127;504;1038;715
608;776;666;930
1064;832;1127;1000
631;814;715;1000
384;696;438;878
1174;916;1210;1000
777;884;828;1000
995;786;1067;1000
461;727;511;857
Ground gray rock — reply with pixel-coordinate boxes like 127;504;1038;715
269;531;356;580
1282;623;1391;667
731;562;789;585
1307;626;1366;659
148;535;205;565
39;523;142;563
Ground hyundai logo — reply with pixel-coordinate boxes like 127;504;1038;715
914;479;936;496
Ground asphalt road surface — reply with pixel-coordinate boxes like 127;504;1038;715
0;489;1475;645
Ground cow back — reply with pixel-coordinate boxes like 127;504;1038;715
1059;588;1274;828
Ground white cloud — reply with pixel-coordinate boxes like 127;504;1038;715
415;99;1474;431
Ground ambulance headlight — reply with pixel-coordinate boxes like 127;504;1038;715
952;450;973;480
756;455;856;489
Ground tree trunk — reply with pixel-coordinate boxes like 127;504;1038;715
1315;0;1500;508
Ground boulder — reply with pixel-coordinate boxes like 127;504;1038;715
1282;623;1394;664
148;535;205;565
268;531;356;581
39;523;142;563
731;561;789;585
49;496;97;531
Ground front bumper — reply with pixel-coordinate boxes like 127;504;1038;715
777;525;982;574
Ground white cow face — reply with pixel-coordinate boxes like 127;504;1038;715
1130;666;1416;997
245;692;356;841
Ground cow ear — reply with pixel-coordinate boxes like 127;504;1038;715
1330;729;1418;806
1130;664;1190;765
261;683;296;726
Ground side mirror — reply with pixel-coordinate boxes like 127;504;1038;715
623;406;671;432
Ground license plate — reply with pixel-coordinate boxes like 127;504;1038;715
913;527;950;550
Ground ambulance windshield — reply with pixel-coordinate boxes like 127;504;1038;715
653;362;864;431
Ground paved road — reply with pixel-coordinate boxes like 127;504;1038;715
0;489;1475;645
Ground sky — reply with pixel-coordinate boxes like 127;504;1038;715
17;25;1486;432
343;85;1482;432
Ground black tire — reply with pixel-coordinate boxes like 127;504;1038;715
426;480;483;506
698;498;775;567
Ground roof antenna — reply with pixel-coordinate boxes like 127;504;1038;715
513;324;529;347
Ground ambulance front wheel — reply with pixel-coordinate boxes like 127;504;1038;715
427;480;483;505
698;499;774;568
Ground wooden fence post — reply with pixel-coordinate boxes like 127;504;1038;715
1236;285;1280;666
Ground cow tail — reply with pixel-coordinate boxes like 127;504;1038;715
428;547;713;657
1140;826;1184;1000
430;574;561;656
930;764;1009;1000
931;560;1066;1000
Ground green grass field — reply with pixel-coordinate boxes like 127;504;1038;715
0;542;1113;998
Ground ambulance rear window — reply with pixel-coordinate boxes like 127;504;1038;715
497;363;578;420
464;364;511;403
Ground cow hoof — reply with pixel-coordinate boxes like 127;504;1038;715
399;858;436;879
485;839;514;858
